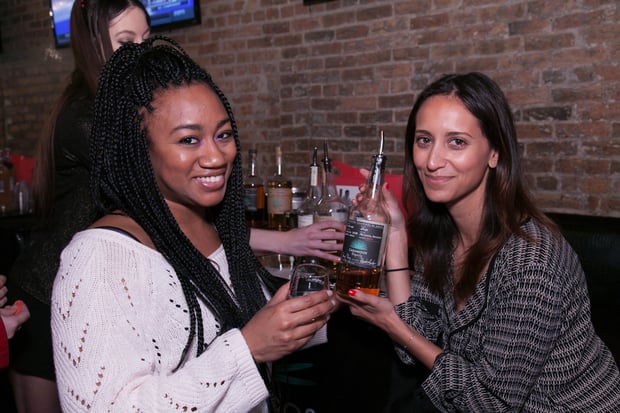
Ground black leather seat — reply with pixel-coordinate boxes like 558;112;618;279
547;213;620;363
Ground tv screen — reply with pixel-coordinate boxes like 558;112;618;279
50;0;201;48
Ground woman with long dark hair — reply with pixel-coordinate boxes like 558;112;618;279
7;2;149;411
342;72;620;412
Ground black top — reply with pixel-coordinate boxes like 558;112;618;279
9;97;97;304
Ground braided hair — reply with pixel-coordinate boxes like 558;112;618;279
90;36;283;370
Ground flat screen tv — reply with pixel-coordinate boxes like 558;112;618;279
50;0;201;48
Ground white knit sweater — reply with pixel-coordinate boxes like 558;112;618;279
51;229;269;413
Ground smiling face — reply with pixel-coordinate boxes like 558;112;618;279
413;94;498;215
108;5;150;51
143;83;236;213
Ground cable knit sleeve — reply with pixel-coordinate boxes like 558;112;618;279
51;230;268;413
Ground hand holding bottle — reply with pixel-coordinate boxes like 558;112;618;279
336;132;391;297
354;169;411;305
283;221;346;261
354;168;407;238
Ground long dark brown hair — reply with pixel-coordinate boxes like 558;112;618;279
33;0;149;217
403;72;556;302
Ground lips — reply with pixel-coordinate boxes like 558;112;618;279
424;175;452;186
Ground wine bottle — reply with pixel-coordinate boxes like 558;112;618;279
243;148;265;228
314;140;348;281
267;146;292;231
336;131;390;297
296;146;321;228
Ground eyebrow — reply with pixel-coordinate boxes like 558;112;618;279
415;129;473;138
112;30;137;37
170;117;231;133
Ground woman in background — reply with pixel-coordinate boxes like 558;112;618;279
343;72;620;412
52;36;334;412
6;1;150;411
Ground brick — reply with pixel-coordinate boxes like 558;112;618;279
537;176;559;190
552;85;606;103
524;33;575;51
521;106;572;121
516;124;554;140
357;5;393;21
508;19;550;36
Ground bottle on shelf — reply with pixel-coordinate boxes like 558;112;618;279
243;148;266;228
296;146;321;228
0;148;16;215
267;146;293;231
314;140;348;281
336;131;390;297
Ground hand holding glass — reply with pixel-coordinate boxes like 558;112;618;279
288;263;329;298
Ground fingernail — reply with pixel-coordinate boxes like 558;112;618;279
348;289;356;297
326;290;333;296
14;300;24;315
386;182;390;190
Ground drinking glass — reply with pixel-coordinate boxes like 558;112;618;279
288;263;329;298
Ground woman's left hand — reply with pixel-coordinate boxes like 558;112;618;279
338;289;397;332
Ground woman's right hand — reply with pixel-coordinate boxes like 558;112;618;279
0;300;30;339
241;283;336;363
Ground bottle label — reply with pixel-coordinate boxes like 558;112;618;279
316;210;347;224
268;187;292;214
297;213;313;227
244;188;259;212
341;218;388;268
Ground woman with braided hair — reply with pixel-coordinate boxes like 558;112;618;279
51;36;335;412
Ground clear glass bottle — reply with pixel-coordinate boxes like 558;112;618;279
243;148;265;228
314;140;348;281
296;146;321;228
267;146;293;231
336;131;390;297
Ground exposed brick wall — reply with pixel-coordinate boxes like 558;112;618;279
1;0;618;216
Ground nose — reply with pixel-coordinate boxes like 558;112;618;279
198;140;226;168
425;143;446;171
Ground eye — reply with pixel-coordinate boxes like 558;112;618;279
448;137;467;148
215;130;234;142
414;134;431;147
179;136;199;145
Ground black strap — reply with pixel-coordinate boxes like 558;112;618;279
95;226;141;243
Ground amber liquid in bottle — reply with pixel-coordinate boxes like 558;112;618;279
243;149;266;228
267;146;293;231
336;132;390;297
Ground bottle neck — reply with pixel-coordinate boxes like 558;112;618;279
250;158;257;177
309;165;319;188
275;155;283;176
320;165;339;199
367;154;385;200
